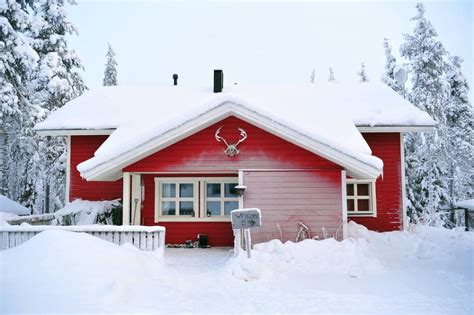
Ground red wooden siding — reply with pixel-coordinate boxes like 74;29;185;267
244;170;343;243
349;133;402;231
132;116;343;246
70;136;122;201
124;116;341;172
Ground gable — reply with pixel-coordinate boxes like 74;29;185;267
124;116;342;172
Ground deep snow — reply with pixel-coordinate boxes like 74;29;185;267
0;222;472;314
0;195;30;215
34;83;435;178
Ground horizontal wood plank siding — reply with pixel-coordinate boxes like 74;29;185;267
70;136;122;201
244;170;343;243
350;133;402;231
124;116;341;173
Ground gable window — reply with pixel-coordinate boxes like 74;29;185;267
346;179;376;217
155;177;239;222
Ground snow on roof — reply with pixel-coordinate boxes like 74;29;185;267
455;199;474;211
35;83;435;180
0;195;30;215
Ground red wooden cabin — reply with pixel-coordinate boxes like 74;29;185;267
36;72;435;246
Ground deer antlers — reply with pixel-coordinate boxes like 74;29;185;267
215;126;247;157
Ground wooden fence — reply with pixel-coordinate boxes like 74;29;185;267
0;225;166;251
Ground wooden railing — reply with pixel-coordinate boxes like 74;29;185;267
0;225;166;251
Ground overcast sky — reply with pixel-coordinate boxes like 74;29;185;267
67;0;472;94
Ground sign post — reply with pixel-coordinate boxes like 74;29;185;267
230;208;261;259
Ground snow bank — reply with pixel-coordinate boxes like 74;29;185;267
53;199;120;225
0;195;30;215
1;222;471;314
0;230;164;313
0;211;19;225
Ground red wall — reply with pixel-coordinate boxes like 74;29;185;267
349;133;402;231
69;123;403;245
130;116;343;246
244;170;343;242
124;116;340;173
70;136;122;201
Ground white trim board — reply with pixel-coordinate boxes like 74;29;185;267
65;136;71;203
79;102;383;181
35;129;115;136
357;125;435;133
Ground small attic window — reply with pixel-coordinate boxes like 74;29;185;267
346;179;377;217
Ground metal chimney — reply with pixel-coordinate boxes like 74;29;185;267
173;74;178;86
213;69;223;93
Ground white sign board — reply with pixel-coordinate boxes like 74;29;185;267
231;208;262;229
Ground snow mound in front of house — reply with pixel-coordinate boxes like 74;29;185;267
228;221;474;282
0;230;164;313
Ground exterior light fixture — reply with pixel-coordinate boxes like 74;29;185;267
235;184;247;197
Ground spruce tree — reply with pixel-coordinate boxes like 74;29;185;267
400;2;450;224
328;67;335;82
381;38;404;95
27;0;86;213
445;56;473;203
103;43;118;86
357;63;369;82
0;0;40;207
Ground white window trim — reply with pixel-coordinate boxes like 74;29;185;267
202;179;239;218
154;177;238;223
346;179;377;217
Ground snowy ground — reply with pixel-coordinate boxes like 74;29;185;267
1;223;472;314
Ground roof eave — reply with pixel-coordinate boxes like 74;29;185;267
356;125;436;133
35;128;116;136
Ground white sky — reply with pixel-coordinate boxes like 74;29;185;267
68;0;472;94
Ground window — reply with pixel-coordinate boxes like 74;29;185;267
205;181;239;217
157;180;198;218
346;179;376;216
155;177;239;222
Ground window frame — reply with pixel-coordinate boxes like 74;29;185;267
346;179;377;217
202;179;240;218
154;177;239;222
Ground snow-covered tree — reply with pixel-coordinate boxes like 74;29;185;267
445;56;473;203
25;0;86;213
381;38;404;95
103;43;118;86
0;0;41;204
400;2;451;224
357;63;368;82
328;67;335;82
310;68;315;84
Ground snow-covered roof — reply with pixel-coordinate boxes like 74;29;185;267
0;195;30;215
455;199;474;211
35;83;435;181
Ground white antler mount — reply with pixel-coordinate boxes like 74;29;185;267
215;126;247;157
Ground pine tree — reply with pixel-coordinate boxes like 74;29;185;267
310;68;315;84
357;63;368;82
328;67;335;82
400;3;450;224
381;38;404;95
103;43;118;86
26;0;86;213
0;0;41;205
445;56;473;203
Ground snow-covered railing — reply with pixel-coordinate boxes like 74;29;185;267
0;225;165;251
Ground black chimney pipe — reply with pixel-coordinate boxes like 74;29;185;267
173;74;178;86
214;69;223;93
